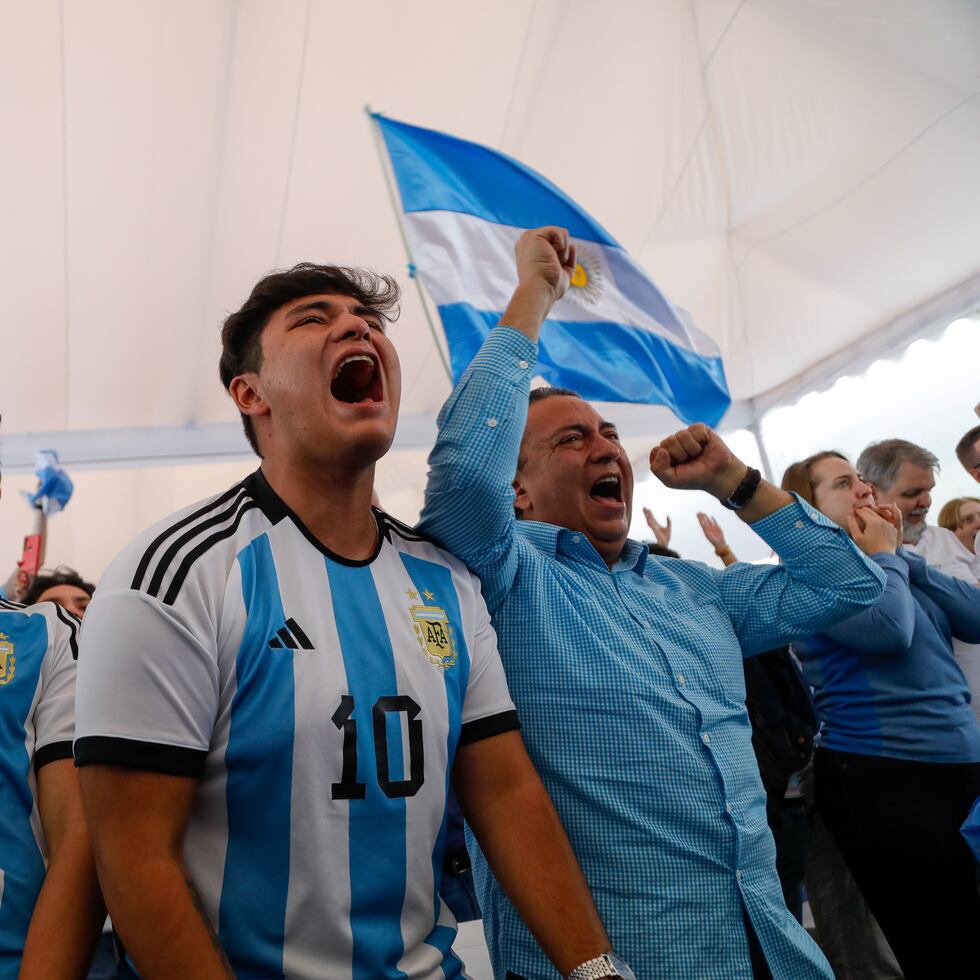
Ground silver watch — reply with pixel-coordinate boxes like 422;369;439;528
567;952;635;980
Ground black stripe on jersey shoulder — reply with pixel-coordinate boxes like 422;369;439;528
131;479;249;591
459;709;521;746
376;509;433;546
34;740;74;772
51;602;81;660
249;469;385;567
0;598;27;610
145;488;251;599
161;500;260;605
74;736;207;777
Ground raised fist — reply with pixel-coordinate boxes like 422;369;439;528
513;227;577;306
649;425;747;500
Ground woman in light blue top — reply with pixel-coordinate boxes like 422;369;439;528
783;450;980;980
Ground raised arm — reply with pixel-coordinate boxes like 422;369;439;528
648;425;885;653
418;228;575;608
902;548;980;643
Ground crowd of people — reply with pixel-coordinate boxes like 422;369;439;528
2;227;978;980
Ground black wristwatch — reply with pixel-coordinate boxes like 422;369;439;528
721;466;762;511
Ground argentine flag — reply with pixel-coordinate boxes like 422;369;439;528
374;114;730;426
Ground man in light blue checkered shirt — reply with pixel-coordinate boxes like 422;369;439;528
419;228;887;979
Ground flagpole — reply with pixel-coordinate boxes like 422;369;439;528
366;106;453;381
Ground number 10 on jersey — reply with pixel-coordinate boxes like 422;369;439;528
331;695;425;800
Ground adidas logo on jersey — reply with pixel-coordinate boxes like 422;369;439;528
268;618;314;651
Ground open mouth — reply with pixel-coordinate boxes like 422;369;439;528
589;474;622;504
330;354;383;405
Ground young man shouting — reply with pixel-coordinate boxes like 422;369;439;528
74;264;622;979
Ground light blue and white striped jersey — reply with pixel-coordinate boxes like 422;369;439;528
0;598;78;978
75;470;517;980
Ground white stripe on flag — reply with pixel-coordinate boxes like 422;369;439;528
403;210;720;357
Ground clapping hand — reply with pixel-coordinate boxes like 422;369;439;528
643;508;672;548
697;511;737;564
697;512;726;549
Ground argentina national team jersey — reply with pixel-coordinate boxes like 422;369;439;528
74;470;518;980
0;598;78;978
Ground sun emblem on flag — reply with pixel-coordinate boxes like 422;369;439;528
566;248;604;306
409;595;457;670
0;632;16;686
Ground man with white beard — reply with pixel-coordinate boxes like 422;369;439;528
856;440;938;548
858;438;980;720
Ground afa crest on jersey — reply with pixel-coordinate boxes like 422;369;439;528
409;597;457;670
0;632;16;685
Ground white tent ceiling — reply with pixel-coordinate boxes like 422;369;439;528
2;0;979;556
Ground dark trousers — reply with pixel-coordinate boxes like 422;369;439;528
814;747;980;980
769;799;808;924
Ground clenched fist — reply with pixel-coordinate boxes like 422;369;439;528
513;226;577;306
649;424;748;500
501;227;578;341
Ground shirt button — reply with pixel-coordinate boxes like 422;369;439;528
701;733;711;745
571;535;581;544
487;418;498;428
677;674;686;686
518;359;529;370
725;803;733;814
794;520;804;529
735;869;743;882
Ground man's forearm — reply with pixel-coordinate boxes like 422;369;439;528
499;283;554;341
98;855;232;979
709;460;794;525
20;828;104;980
464;774;610;975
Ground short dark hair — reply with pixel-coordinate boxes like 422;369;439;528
219;263;401;456
955;425;980;468
529;385;581;406
25;566;95;606
517;386;584;478
647;543;681;559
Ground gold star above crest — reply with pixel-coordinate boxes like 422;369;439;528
422;589;436;602
406;589;419;601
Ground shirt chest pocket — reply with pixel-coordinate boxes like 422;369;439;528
644;598;746;703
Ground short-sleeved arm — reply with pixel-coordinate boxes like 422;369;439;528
33;607;79;771
419;327;537;612
74;589;220;777
718;495;885;656
458;582;519;745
